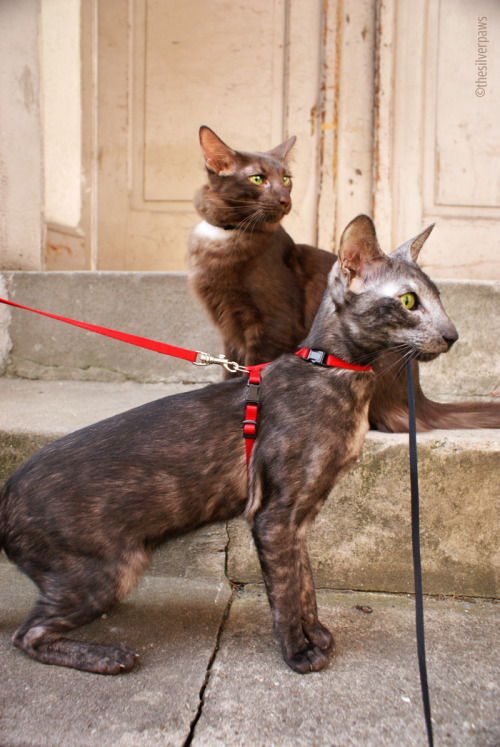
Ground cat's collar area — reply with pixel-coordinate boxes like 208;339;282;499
192;220;237;241
296;347;372;372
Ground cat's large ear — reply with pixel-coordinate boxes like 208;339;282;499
338;215;385;283
199;126;238;175
266;135;297;162
390;224;435;264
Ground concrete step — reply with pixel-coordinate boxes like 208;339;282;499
0;271;222;384
1;378;498;598
1;271;499;399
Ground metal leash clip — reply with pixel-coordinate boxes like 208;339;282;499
194;351;247;374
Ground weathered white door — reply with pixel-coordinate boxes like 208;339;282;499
96;0;323;270
45;0;500;278
374;0;500;279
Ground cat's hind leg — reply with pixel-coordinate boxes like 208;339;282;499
12;568;139;674
13;618;138;674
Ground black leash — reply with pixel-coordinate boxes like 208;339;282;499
406;360;434;747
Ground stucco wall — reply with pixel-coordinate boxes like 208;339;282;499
0;0;43;270
40;0;82;228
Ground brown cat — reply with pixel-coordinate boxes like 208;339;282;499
188;126;500;432
1;215;458;675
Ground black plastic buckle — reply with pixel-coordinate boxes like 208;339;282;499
306;349;328;366
245;382;260;404
243;379;260;439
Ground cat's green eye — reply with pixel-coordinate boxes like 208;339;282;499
283;175;291;185
400;292;417;310
249;175;264;185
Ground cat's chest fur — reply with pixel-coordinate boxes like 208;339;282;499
189;221;308;361
246;359;374;522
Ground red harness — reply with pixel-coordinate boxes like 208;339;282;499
0;298;372;474
242;348;372;473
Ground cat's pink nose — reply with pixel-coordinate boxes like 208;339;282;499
279;193;291;209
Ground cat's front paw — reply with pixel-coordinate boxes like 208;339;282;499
303;620;335;653
285;644;329;674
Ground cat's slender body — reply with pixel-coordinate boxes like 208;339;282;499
189;127;500;432
1;215;457;675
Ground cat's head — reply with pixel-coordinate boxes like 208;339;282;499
328;215;458;363
195;126;296;229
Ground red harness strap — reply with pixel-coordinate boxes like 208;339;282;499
242;350;372;475
243;367;262;469
296;347;372;372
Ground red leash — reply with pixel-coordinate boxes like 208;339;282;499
0;296;250;374
0;298;372;474
0;297;201;365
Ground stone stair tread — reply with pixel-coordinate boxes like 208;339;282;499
1;273;499;399
0;377;202;436
1;377;498;598
1;376;499;440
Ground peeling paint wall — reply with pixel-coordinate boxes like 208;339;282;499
40;0;82;228
0;0;43;270
1;0;499;276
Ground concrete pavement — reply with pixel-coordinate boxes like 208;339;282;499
0;558;498;746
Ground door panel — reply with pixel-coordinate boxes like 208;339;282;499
374;0;500;279
98;0;293;270
139;0;285;203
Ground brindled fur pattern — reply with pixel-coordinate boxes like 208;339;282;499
188;126;500;432
1;215;459;675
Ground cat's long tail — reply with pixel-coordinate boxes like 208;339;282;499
369;362;500;432
0;480;10;554
373;393;500;433
415;395;500;431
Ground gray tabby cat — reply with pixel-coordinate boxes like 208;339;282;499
1;215;456;675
